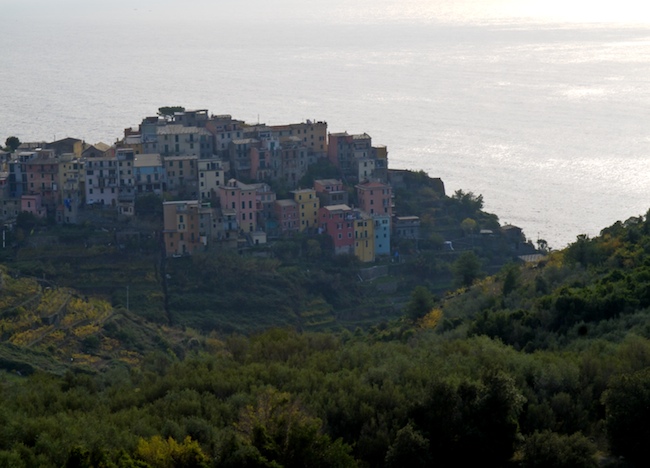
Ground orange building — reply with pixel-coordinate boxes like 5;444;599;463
356;180;392;217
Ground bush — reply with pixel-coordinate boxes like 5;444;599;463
520;431;597;468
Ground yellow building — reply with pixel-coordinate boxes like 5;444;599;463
59;154;83;194
354;211;375;263
271;121;328;154
292;188;320;232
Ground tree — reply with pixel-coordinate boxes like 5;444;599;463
306;239;321;259
603;368;650;465
450;190;484;214
385;423;431;468
414;371;524;466
5;136;20;152
157;106;185;120
452;251;483;287
536;238;550;254
520;431;597;468
460;217;478;236
502;263;519;296
135;435;209;468
233;387;355;467
404;286;435;321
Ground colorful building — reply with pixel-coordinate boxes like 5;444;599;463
393;216;421;239
356;180;393;217
327;132;372;179
58;153;83;224
164;155;198;197
155;125;213;159
373;214;391;256
205;114;246;158
163;200;210;256
134;153;165;194
270;120;327;154
85;154;119;206
254;183;277;233
354;211;375;263
21;194;46;218
314;179;348;207
318;204;355;256
24;149;60;212
218;179;258;233
292;188;319;232
197;158;227;200
274;199;299;234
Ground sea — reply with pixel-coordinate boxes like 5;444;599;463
2;0;650;249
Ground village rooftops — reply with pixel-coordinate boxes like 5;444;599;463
173;109;208;116
123;135;141;145
322;204;352;213
315;178;342;186
134;153;162;167
270;121;326;130
27;151;58;162
225;179;257;191
163;155;197;161
356;181;390;189
231;138;259;145
156;125;211;136
276;199;297;207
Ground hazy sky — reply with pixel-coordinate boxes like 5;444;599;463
4;0;650;25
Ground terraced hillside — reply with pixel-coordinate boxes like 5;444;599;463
0;268;193;374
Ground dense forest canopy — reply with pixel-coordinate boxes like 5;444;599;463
1;177;650;465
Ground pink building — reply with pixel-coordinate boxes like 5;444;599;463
21;194;46;218
318;204;355;255
218;179;258;232
356;181;392;217
274;199;299;234
24;150;59;210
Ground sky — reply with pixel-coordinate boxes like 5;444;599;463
4;0;650;25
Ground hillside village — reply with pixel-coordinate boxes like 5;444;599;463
0;108;454;262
